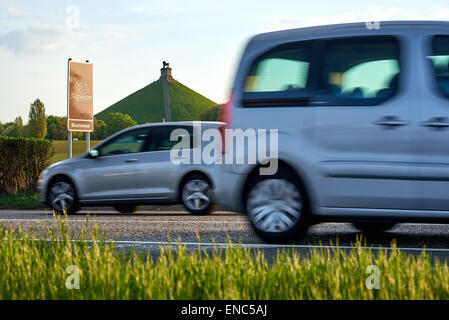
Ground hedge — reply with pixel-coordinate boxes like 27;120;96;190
0;137;54;195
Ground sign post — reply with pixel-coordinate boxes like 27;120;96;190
67;59;94;158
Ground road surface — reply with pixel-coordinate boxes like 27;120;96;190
2;207;449;260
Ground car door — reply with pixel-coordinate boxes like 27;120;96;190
138;125;193;200
410;33;449;212
308;35;415;211
80;127;151;200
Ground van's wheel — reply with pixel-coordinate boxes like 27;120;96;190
353;222;395;234
181;173;213;215
244;167;309;243
48;177;79;215
114;205;140;214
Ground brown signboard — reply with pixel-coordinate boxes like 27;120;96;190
67;61;93;132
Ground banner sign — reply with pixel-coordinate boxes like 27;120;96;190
67;61;93;132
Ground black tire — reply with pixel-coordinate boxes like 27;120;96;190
47;176;80;215
113;205;140;214
244;167;310;243
353;222;395;234
180;173;213;215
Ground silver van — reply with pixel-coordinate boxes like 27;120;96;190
38;122;221;215
216;21;449;242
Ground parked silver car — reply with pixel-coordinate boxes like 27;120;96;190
38;122;221;215
216;21;449;242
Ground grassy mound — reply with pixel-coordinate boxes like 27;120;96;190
96;80;218;124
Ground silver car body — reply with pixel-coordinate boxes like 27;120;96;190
38;121;222;207
217;21;449;223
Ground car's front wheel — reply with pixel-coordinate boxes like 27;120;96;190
48;177;79;215
245;168;309;243
181;174;213;215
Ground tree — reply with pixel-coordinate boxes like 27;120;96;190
92;117;107;140
28;99;47;138
106;113;137;136
2;122;15;137
15;116;23;127
14;116;25;137
46;115;67;140
2;117;25;137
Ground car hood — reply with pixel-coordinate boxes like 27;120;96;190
46;154;87;171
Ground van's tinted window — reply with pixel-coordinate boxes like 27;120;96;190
244;44;311;93
321;36;400;104
429;36;449;98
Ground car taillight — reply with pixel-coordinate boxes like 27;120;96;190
218;90;234;154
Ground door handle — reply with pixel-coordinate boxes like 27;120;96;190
125;159;138;163
421;117;449;129
374;116;408;128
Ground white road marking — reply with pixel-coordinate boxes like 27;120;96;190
0;210;238;215
18;238;449;252
0;218;248;224
110;240;449;252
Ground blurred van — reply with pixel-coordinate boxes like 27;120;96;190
216;21;449;242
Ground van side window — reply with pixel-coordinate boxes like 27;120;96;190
244;44;311;93
321;36;400;105
429;36;449;98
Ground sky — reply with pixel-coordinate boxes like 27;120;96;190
1;0;449;123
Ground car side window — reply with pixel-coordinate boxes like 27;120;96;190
98;128;149;156
320;36;400;105
244;43;311;93
145;126;193;152
428;35;449;98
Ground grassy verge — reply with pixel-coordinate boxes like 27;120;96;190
51;140;102;164
0;215;448;299
0;192;42;209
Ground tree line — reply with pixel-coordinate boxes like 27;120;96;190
1;99;139;140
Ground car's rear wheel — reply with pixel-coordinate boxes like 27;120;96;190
114;205;140;214
353;222;395;234
244;168;309;243
181;173;213;215
48;177;79;215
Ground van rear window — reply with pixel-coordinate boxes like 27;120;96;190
244;44;311;93
429;36;449;98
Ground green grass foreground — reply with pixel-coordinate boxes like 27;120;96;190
0;215;449;299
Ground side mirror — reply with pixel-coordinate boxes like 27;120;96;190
89;149;99;158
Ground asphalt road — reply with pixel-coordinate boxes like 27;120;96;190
2;206;449;261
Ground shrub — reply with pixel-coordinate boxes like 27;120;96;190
0;137;54;195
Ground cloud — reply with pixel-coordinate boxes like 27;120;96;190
0;1;25;18
0;25;80;54
267;5;449;31
0;23;137;55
